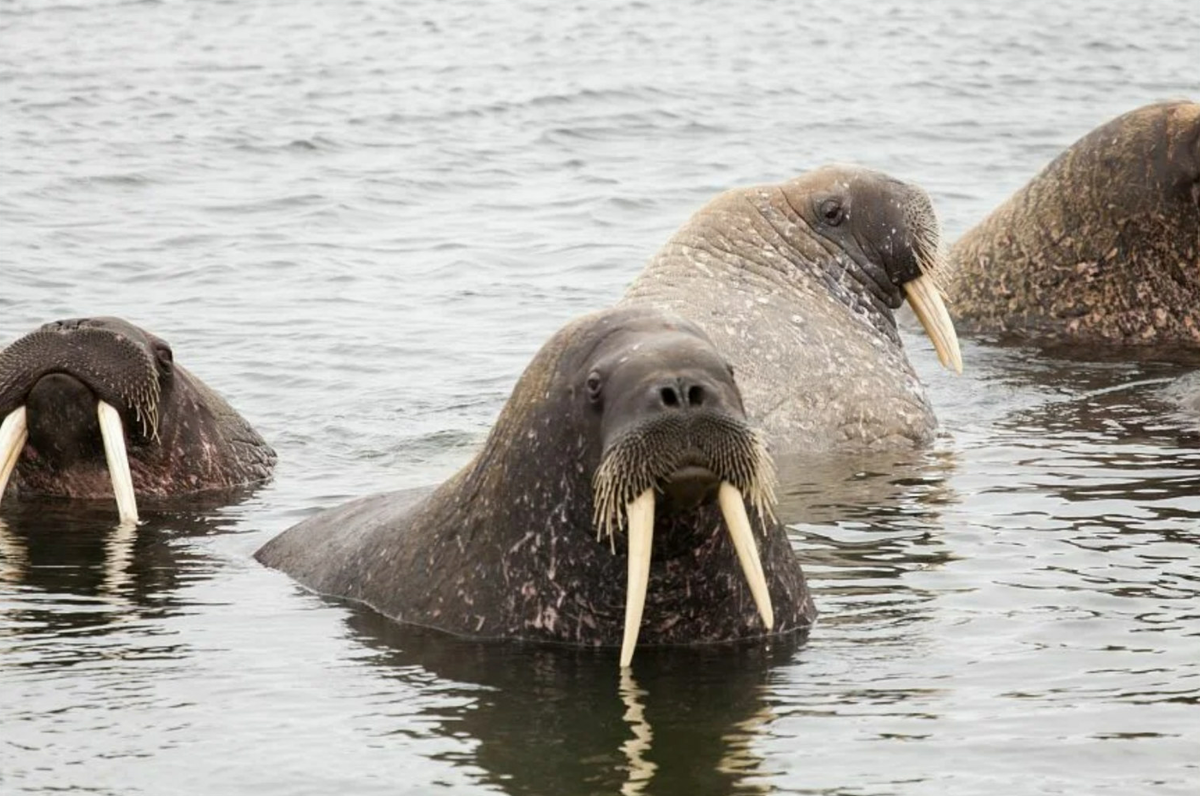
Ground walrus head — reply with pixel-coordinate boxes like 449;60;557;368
625;164;962;379
0;317;274;520
582;322;778;666
471;307;802;664
780;164;962;372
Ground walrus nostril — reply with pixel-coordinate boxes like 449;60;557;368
658;380;707;408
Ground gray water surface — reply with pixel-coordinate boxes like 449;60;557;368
2;1;1199;794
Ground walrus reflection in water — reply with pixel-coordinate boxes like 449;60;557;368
0;317;276;522
256;307;815;668
946;100;1200;347
623;164;962;454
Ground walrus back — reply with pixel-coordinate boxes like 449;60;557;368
946;100;1200;345
255;487;431;600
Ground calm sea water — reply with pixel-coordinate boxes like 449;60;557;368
2;1;1198;794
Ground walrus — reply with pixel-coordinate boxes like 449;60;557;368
946;100;1200;345
621;164;962;454
256;306;815;668
0;317;276;522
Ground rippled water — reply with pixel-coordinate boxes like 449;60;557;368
2;1;1198;794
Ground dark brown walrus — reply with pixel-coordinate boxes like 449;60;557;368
0;317;276;522
256;306;815;669
622;165;963;454
946;100;1200;346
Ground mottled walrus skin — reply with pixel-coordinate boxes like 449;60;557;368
622;164;961;454
0;317;275;509
257;307;814;658
946;100;1200;346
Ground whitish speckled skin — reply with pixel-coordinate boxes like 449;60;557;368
0;317;275;500
623;165;944;453
257;306;815;648
947;100;1200;346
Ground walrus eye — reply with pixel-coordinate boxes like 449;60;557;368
154;343;174;374
585;371;603;405
819;198;845;226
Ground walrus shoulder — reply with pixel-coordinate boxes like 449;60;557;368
255;486;432;596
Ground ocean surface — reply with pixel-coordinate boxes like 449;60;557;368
2;1;1198;794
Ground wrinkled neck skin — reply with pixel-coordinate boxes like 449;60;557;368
257;311;814;647
948;101;1200;347
9;364;274;500
622;188;934;452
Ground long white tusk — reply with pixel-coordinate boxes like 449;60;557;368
0;407;29;505
904;273;963;375
718;482;774;631
97;401;139;524
619;488;655;669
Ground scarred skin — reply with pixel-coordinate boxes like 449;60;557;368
1;317;275;500
946;100;1200;346
622;164;947;453
256;306;815;647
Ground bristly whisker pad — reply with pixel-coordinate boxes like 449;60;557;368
591;412;777;551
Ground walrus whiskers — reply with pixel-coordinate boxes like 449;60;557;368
592;414;779;667
0;325;163;442
591;416;777;545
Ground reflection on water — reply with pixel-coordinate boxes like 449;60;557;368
0;490;262;651
618;670;656;796
345;608;803;796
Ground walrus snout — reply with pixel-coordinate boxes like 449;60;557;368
24;374;105;465
591;408;778;668
0;318;164;437
659;456;720;513
580;320;780;669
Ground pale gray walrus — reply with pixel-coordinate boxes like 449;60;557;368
946;100;1200;346
622;164;962;454
257;307;815;668
0;317;276;522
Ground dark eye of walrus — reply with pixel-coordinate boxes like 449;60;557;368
585;371;603;405
819;198;845;226
155;342;174;373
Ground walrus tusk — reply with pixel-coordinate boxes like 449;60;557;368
0;407;29;505
904;273;963;375
718;482;774;631
97;401;139;524
619;488;656;669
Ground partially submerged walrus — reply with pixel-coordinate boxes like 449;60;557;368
0;317;276;521
946;100;1200;346
622;164;962;453
257;307;815;668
